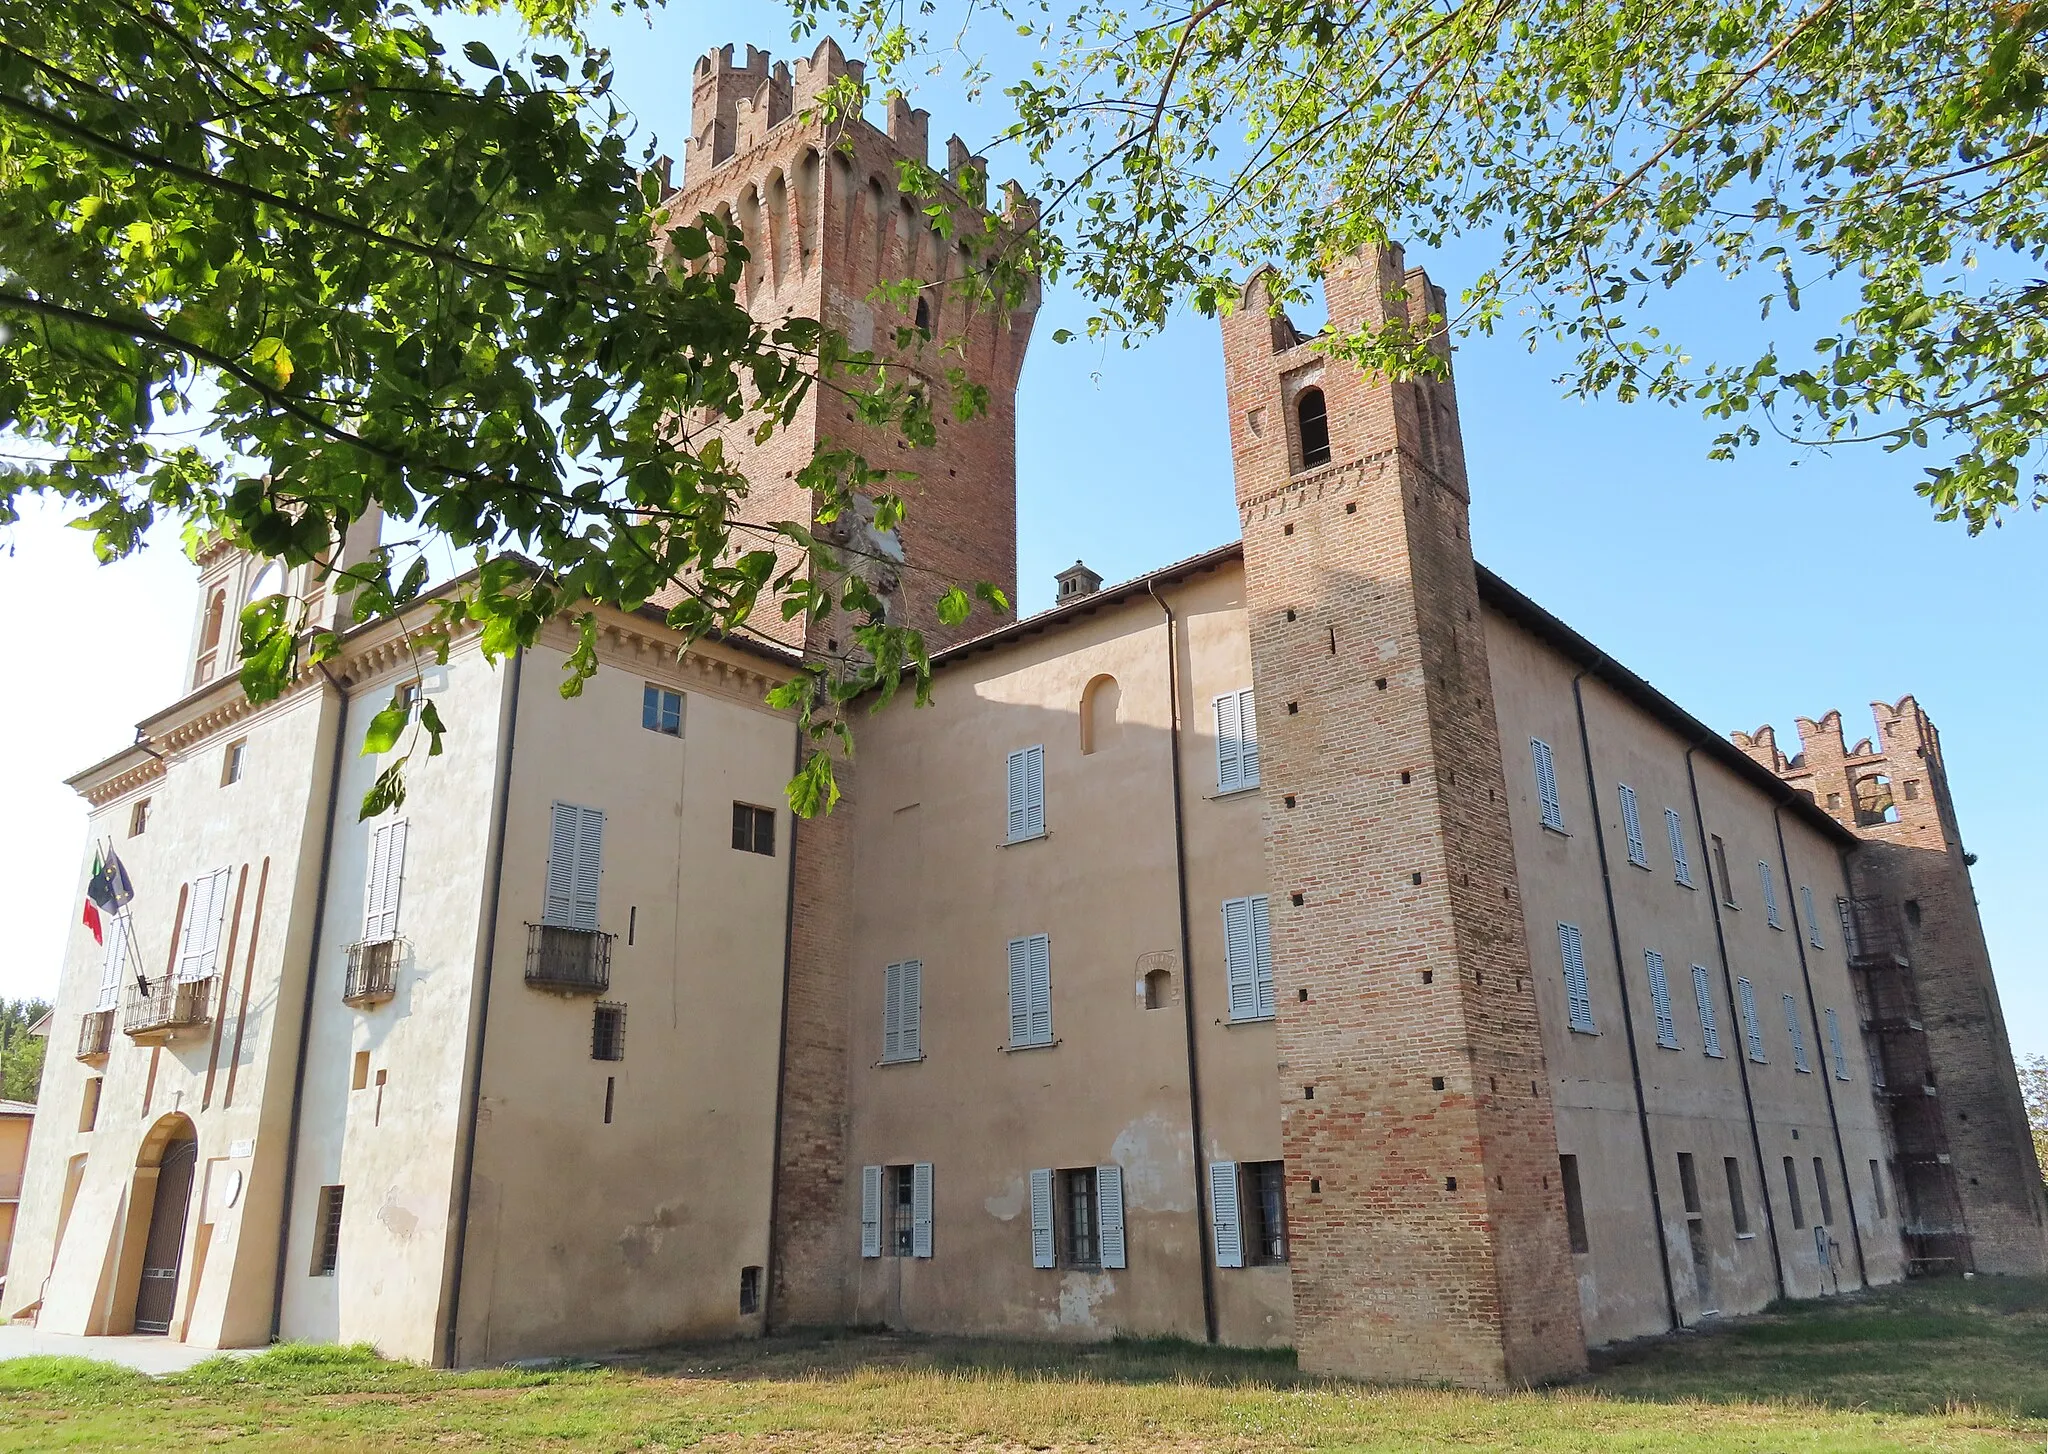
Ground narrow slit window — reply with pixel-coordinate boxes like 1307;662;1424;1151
1559;1154;1590;1254
1869;1160;1888;1219
1712;836;1735;907
1724;1157;1751;1235
1782;1156;1805;1229
1812;1157;1834;1225
312;1186;345;1275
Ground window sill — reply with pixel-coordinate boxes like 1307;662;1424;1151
1000;830;1049;848
1224;1014;1276;1027
1207;785;1261;802
1627;859;1651;871
876;1054;926;1068
1676;879;1697;891
1540;822;1570;838
1768;923;1786;932
1569;1025;1599;1036
1735;1232;1758;1241
1656;1041;1682;1051
1001;1038;1060;1054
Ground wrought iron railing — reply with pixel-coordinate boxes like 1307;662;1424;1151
76;1008;114;1060
1841;894;1909;966
344;938;400;1006
122;976;214;1037
524;923;612;994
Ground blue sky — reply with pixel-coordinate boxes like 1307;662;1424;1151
1;1;2041;1064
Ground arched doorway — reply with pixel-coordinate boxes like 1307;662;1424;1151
132;1119;197;1335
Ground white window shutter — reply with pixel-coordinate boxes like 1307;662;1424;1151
1029;1168;1055;1268
573;807;604;930
364;820;408;941
883;962;901;1061
1238;690;1259;787
1532;739;1563;830
1802;886;1824;948
1738;977;1766;1062
1025;746;1044;837
912;1162;935;1258
860;1165;883;1258
1666;809;1693;886
901;960;921;1060
545;802;578;926
1029;935;1052;1044
97;913;128;1009
1559;922;1593;1032
1008;938;1032;1046
1619;785;1646;867
1250;894;1274;1019
1645;950;1677;1048
1784;994;1810;1071
1214;694;1242;793
1096;1164;1126;1270
1692;964;1723;1058
178;868;230;982
1825;1007;1850;1080
1759;861;1780;928
1209;1159;1243;1268
1222;897;1258;1021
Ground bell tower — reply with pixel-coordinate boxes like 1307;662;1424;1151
661;40;1040;652
1221;245;1586;1386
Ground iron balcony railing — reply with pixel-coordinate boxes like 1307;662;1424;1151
76;1008;114;1060
122;976;214;1038
524;923;612;994
344;938;401;1006
1841;895;1910;966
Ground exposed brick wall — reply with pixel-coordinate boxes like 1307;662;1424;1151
1223;247;1585;1386
1736;701;2047;1273
654;39;1038;654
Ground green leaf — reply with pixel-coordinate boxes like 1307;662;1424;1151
787;748;841;818
360;760;409;820
361;696;410;756
936;586;972;627
250;337;293;388
462;41;499;71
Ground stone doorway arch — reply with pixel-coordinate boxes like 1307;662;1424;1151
128;1114;197;1335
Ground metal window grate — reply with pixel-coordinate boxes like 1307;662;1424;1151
122;976;213;1038
344;938;400;1006
1062;1169;1099;1269
592;1002;627;1061
313;1186;345;1275
1243;1161;1288;1265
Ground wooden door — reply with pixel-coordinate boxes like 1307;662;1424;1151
133;1139;197;1334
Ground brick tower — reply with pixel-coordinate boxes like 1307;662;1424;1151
660;40;1040;653
1222;246;1585;1386
1735;703;2048;1274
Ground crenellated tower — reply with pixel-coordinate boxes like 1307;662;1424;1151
659;40;1040;654
1221;246;1585;1386
1734;701;2048;1274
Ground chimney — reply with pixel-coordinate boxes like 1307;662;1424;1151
1055;560;1103;602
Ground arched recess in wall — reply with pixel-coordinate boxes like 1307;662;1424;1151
867;179;888;282
797;148;821;263
1081;674;1122;755
737;187;761;290
194;587;228;687
1296;387;1331;469
766;171;789;285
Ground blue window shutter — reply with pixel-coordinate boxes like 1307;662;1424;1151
1692;965;1723;1058
1008;937;1032;1046
1533;739;1563;830
1825;1008;1850;1080
912;1162;935;1258
901;959;921;1060
1006;750;1028;840
1029;934;1052;1044
545;802;578;926
1096;1165;1126;1269
1250;894;1274;1018
1785;995;1810;1072
573;808;604;930
1738;978;1767;1062
1802;886;1825;948
1666;809;1693;886
1215;693;1242;792
860;1166;883;1258
1559;922;1594;1033
1029;1168;1055;1268
1620;785;1646;867
1646;950;1678;1049
1222;897;1258;1021
1209;1160;1243;1268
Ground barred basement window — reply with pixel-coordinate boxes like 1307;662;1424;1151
312;1186;345;1275
732;802;775;856
1242;1161;1288;1265
889;1164;917;1256
739;1265;762;1314
592;1002;627;1061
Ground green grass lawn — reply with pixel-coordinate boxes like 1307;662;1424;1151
4;1276;2045;1450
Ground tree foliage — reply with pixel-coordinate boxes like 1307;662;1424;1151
0;0;1012;818
813;0;2048;530
0;999;51;1103
2022;1053;2048;1181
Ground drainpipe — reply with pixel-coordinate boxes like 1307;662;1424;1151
1685;744;1787;1301
1571;668;1679;1331
441;645;525;1367
761;719;803;1331
271;663;350;1341
1149;581;1217;1345
1775;807;1869;1288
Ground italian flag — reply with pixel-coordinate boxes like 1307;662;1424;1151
81;848;133;946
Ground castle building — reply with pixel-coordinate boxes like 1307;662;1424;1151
7;40;2042;1384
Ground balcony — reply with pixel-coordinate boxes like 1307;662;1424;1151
344;938;401;1007
524;923;612;994
76;1008;113;1060
122;976;214;1040
1842;895;1910;967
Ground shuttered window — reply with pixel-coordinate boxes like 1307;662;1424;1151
1215;689;1259;792
1802;886;1825;948
1532;739;1564;830
1645;949;1678;1049
1737;977;1767;1062
1784;994;1811;1072
1619;785;1647;867
1666;808;1694;887
1006;746;1045;842
363;819;409;942
1558;922;1594;1033
1824;1007;1850;1080
1209;1159;1243;1268
1222;895;1275;1022
544;803;604;930
1028;1168;1055;1268
1007;934;1052;1047
1759;861;1782;928
97;912;130;1010
1692;964;1723;1058
1096;1165;1126;1270
882;959;923;1063
911;1162;934;1258
175;866;233;982
860;1165;883;1258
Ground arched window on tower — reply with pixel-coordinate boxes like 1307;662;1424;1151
194;587;227;687
1296;387;1331;470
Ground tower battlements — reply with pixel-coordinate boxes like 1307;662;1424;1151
1732;696;1948;838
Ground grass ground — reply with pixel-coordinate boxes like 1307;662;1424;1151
2;1276;2044;1450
